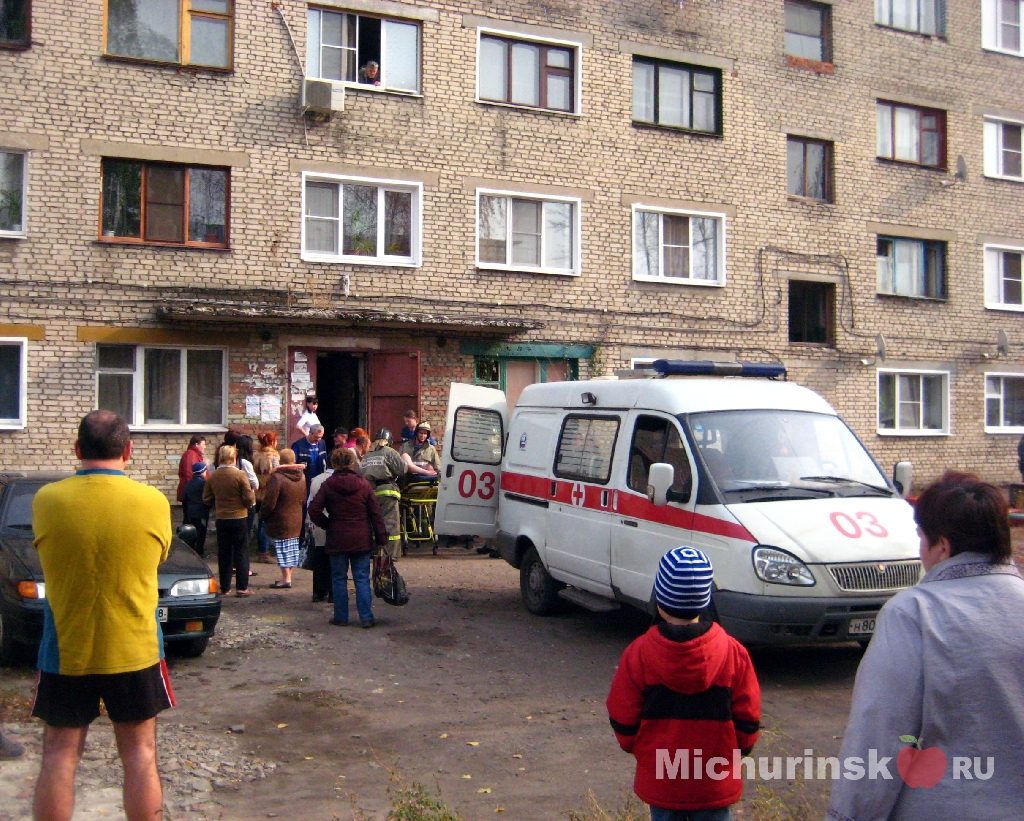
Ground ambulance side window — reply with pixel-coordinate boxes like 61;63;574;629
554;415;619;484
627;416;692;502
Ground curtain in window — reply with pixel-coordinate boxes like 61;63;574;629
144;349;181;424
876;104;893;157
186;350;222;425
658;66;688;128
692;73;716;132
511;200;541;265
305;182;339;254
897;374;921;428
479;38;508;101
663;215;689;278
632;62;655;122
510;42;540;106
188;168;227;243
384;20;419;92
144;165;185;242
543;201;573;270
98;373;134;421
894;106;920;162
893;240;920;295
634;211;660;278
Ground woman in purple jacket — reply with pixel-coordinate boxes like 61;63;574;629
308;448;387;628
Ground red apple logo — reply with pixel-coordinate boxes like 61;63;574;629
896;735;946;788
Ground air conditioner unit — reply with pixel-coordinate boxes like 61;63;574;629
301;78;345;115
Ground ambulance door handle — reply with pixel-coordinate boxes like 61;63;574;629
621;519;638;528
445;465;454;478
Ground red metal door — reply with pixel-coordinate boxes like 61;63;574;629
368;349;420;438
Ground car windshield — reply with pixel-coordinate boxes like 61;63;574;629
2;483;40;531
686;410;890;500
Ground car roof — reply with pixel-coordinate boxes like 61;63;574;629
516;376;837;416
0;472;75;485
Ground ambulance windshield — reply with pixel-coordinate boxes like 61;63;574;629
686;410;891;499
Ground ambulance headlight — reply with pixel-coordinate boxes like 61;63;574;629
752;546;816;586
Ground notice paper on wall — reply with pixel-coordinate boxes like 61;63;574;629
245;395;261;418
260;394;282;423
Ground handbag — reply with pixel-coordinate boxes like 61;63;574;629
371;546;410;607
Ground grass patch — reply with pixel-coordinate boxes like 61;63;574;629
387;780;462;821
566;791;647;821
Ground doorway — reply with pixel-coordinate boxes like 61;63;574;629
317;351;364;438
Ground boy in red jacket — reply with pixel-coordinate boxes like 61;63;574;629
607;547;760;821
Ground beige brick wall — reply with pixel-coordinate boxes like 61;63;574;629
1;0;1022;495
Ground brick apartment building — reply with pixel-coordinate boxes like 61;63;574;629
0;0;1022;498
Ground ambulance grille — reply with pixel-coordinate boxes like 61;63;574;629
827;560;922;592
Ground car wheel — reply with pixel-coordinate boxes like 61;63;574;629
519;547;562;616
0;606;24;667
169;636;210;658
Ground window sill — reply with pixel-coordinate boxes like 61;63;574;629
785;55;834;75
0;423;26;431
302;253;421;268
876;292;948;303
985;302;1024;312
876;429;949;437
101;53;233;74
0;231;26;239
982;46;1024;59
343;83;423;99
632;275;724;288
986;427;1024;435
0;41;31;51
788;340;835;348
95;239;231;251
787;195;834;206
129;425;228;434
982;173;1024;184
477;264;580;277
475;100;582;119
631;121;721;139
873;23;947;40
875;157;947;172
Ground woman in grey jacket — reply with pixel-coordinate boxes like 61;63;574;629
826;472;1024;821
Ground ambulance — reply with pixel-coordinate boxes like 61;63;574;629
433;360;921;644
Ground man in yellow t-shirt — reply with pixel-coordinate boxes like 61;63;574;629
31;410;172;821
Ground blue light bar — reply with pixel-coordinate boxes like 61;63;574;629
651;360;787;379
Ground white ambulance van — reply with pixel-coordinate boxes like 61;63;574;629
434;361;921;645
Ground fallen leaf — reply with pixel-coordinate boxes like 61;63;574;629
277;724;288;729
477;787;492;794
371;687;385;694
525;716;532;720
439;733;449;739
512;754;522;759
461;774;472;779
495;808;505;814
467;741;480;747
304;756;313;760
518;767;525;771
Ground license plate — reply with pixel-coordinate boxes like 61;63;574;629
157;607;168;623
848;617;875;636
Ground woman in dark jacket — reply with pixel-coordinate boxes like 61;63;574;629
260;448;306;589
308;449;387;627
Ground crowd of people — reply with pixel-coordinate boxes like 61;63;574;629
174;396;441;627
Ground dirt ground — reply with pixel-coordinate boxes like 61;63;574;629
4;532;1023;821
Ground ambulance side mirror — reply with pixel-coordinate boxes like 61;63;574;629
647;463;674;507
892;461;913;499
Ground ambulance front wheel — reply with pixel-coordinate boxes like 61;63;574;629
520;546;563;616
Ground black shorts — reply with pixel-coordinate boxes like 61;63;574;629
31;660;176;727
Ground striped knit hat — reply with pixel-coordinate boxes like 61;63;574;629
654;546;714;616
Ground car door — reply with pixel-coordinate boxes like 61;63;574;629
611;412;697;605
434;383;508;539
544;413;621;596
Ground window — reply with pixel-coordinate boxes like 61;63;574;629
785;0;831;62
632;58;720;134
876;237;946;298
983;0;1023;55
554;415;620;484
627;416;692;501
0;151;26;235
306;8;420;93
986;374;1024;431
100;159;228;246
105;0;233;68
983;119;1023;180
0;0;30;47
874;0;945;35
984;245;1024;309
302;174;421;265
0;338;26;429
477;191;579;275
451;407;504;465
876;101;946;168
787;136;832;200
878;371;948;434
96;344;225;428
789;280;835;344
478;33;576;113
632;207;724;285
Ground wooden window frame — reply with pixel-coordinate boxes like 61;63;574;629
98;159;231;248
876;101;947;169
0;0;31;49
784;0;832;63
103;0;234;70
477;32;577;114
787;136;833;201
788;280;836;346
876;236;947;300
631;58;722;136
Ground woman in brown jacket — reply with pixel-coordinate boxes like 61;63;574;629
203;445;257;596
260;449;306;589
308;449;387;627
254;432;281;563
